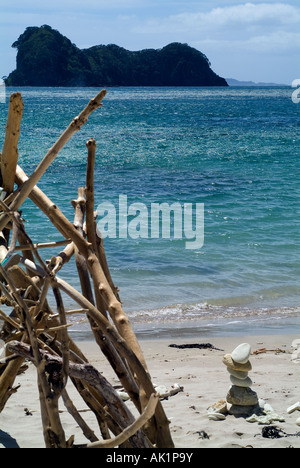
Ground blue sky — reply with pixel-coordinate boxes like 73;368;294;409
1;0;300;84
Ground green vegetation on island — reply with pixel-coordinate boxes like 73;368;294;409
5;25;228;87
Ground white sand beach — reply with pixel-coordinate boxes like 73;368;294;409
0;333;299;449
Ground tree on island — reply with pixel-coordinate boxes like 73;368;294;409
5;25;228;87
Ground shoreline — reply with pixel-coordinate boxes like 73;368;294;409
68;313;300;342
1;332;299;448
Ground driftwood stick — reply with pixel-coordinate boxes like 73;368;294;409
95;228;121;302
0;307;20;329
64;309;89;315
15;239;72;251
1;92;24;195
85;138;120;300
32;277;51;321
85;139;98;255
71;187;96;307
84;142;110;316
0;357;24;412
15;165;71;238
7;218;19;253
36;323;72;334
61;388;99;444
51;242;75;274
71;379;123;442
85;138;121;308
51;283;69;388
0;353;20;365
0;198;13;260
86;393;158;449
0;234;8;263
0;89;107;233
17;229;36;276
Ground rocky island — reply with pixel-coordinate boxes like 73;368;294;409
5;25;228;87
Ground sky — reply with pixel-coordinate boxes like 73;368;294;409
1;0;300;84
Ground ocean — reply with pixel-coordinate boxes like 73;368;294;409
0;86;300;338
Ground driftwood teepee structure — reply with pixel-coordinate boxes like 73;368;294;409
0;90;174;448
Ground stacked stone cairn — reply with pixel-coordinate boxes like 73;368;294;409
223;343;259;416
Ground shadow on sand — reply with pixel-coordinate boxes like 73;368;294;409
0;430;20;448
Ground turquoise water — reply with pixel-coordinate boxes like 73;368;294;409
1;86;300;335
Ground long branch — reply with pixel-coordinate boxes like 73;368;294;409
1;92;24;195
86;394;158;449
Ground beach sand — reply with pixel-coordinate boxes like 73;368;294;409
0;333;299;449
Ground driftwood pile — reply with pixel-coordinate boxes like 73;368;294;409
0;90;174;448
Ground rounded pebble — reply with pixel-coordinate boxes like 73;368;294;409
207;400;228;415
231;343;251;364
227;386;258;406
208;412;226;421
227;368;249;380
223;354;252;372
230;375;253;388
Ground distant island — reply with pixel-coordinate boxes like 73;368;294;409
4;25;228;88
226;78;287;87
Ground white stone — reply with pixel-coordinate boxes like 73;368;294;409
227;368;249;380
296;417;300;427
291;349;300;362
287;402;300;414
292;339;300;349
208;412;226;421
246;412;285;424
154;385;168;396
231;343;251;364
263;403;274;413
246;402;285;424
258;399;266;409
117;390;130;401
207;400;228;415
230;375;253;388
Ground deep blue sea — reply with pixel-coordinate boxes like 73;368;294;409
1;86;300;337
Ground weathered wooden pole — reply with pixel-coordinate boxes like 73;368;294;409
0;92;24;258
1;92;24;195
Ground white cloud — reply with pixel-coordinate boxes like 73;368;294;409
132;3;300;55
195;30;300;53
133;3;300;33
200;2;300;26
1;0;143;10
